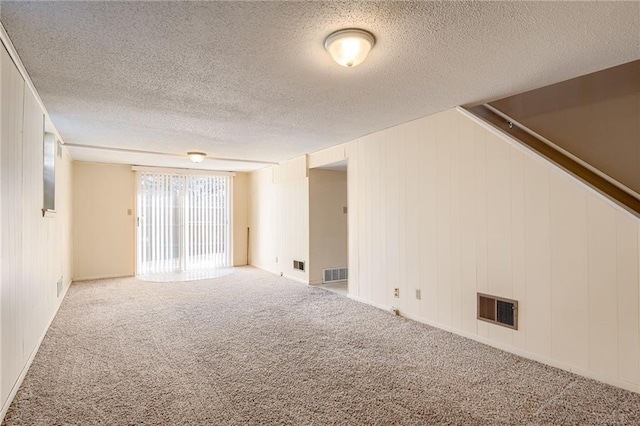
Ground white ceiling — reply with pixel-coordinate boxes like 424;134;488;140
1;1;638;171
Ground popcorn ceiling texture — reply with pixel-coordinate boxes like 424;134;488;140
3;267;640;425
1;1;639;168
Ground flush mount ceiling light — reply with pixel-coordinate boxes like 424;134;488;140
187;152;206;163
324;28;375;67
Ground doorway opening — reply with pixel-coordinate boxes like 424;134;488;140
136;171;232;280
308;160;348;295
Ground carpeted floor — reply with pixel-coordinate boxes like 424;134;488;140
4;267;640;425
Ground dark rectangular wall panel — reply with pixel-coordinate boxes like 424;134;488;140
490;60;640;195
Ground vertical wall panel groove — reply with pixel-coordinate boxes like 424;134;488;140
486;121;513;345
475;122;489;338
419;116;438;321
587;194;618;377
436;112;452;326
459;116;477;334
1;44;74;412
510;149;526;350
549;171;589;369
339;107;639;392
347;143;359;296
616;212;640;385
450;112;462;330
247;157;309;282
246;106;640;392
405;123;421;316
386;128;401;310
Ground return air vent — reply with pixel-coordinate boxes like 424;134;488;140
477;293;518;330
293;260;305;272
323;267;348;283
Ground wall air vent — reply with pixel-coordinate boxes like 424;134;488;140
293;260;305;272
477;293;518;330
323;267;348;283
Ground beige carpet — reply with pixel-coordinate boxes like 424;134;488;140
4;267;640;425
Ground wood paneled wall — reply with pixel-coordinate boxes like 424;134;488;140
345;108;640;392
248;156;309;282
247;108;639;392
1;44;73;416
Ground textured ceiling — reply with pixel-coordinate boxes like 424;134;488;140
1;1;639;171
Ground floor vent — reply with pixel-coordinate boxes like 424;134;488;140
323;267;348;283
293;260;305;272
477;293;518;330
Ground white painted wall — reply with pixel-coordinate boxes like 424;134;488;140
248;156;309;282
309;169;348;285
1;43;74;416
345;108;640;393
73;162;136;280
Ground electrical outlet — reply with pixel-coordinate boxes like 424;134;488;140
415;289;421;300
275;256;278;263
394;288;399;298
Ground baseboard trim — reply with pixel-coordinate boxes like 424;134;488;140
281;273;309;285
247;263;310;285
347;294;640;394
401;310;639;394
347;294;394;313
72;274;134;282
1;279;72;421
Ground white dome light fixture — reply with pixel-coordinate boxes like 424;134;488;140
187;152;206;163
324;28;375;68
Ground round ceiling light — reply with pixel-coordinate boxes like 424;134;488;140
187;152;206;163
324;28;375;68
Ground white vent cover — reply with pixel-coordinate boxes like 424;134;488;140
323;267;348;283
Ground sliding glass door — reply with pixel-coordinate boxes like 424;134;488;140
136;171;231;275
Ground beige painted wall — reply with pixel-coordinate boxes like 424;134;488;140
248;156;309;282
73;165;249;278
73;163;135;280
309;169;348;284
233;172;249;266
344;107;640;393
1;44;74;415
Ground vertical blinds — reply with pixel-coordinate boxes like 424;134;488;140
137;172;231;275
